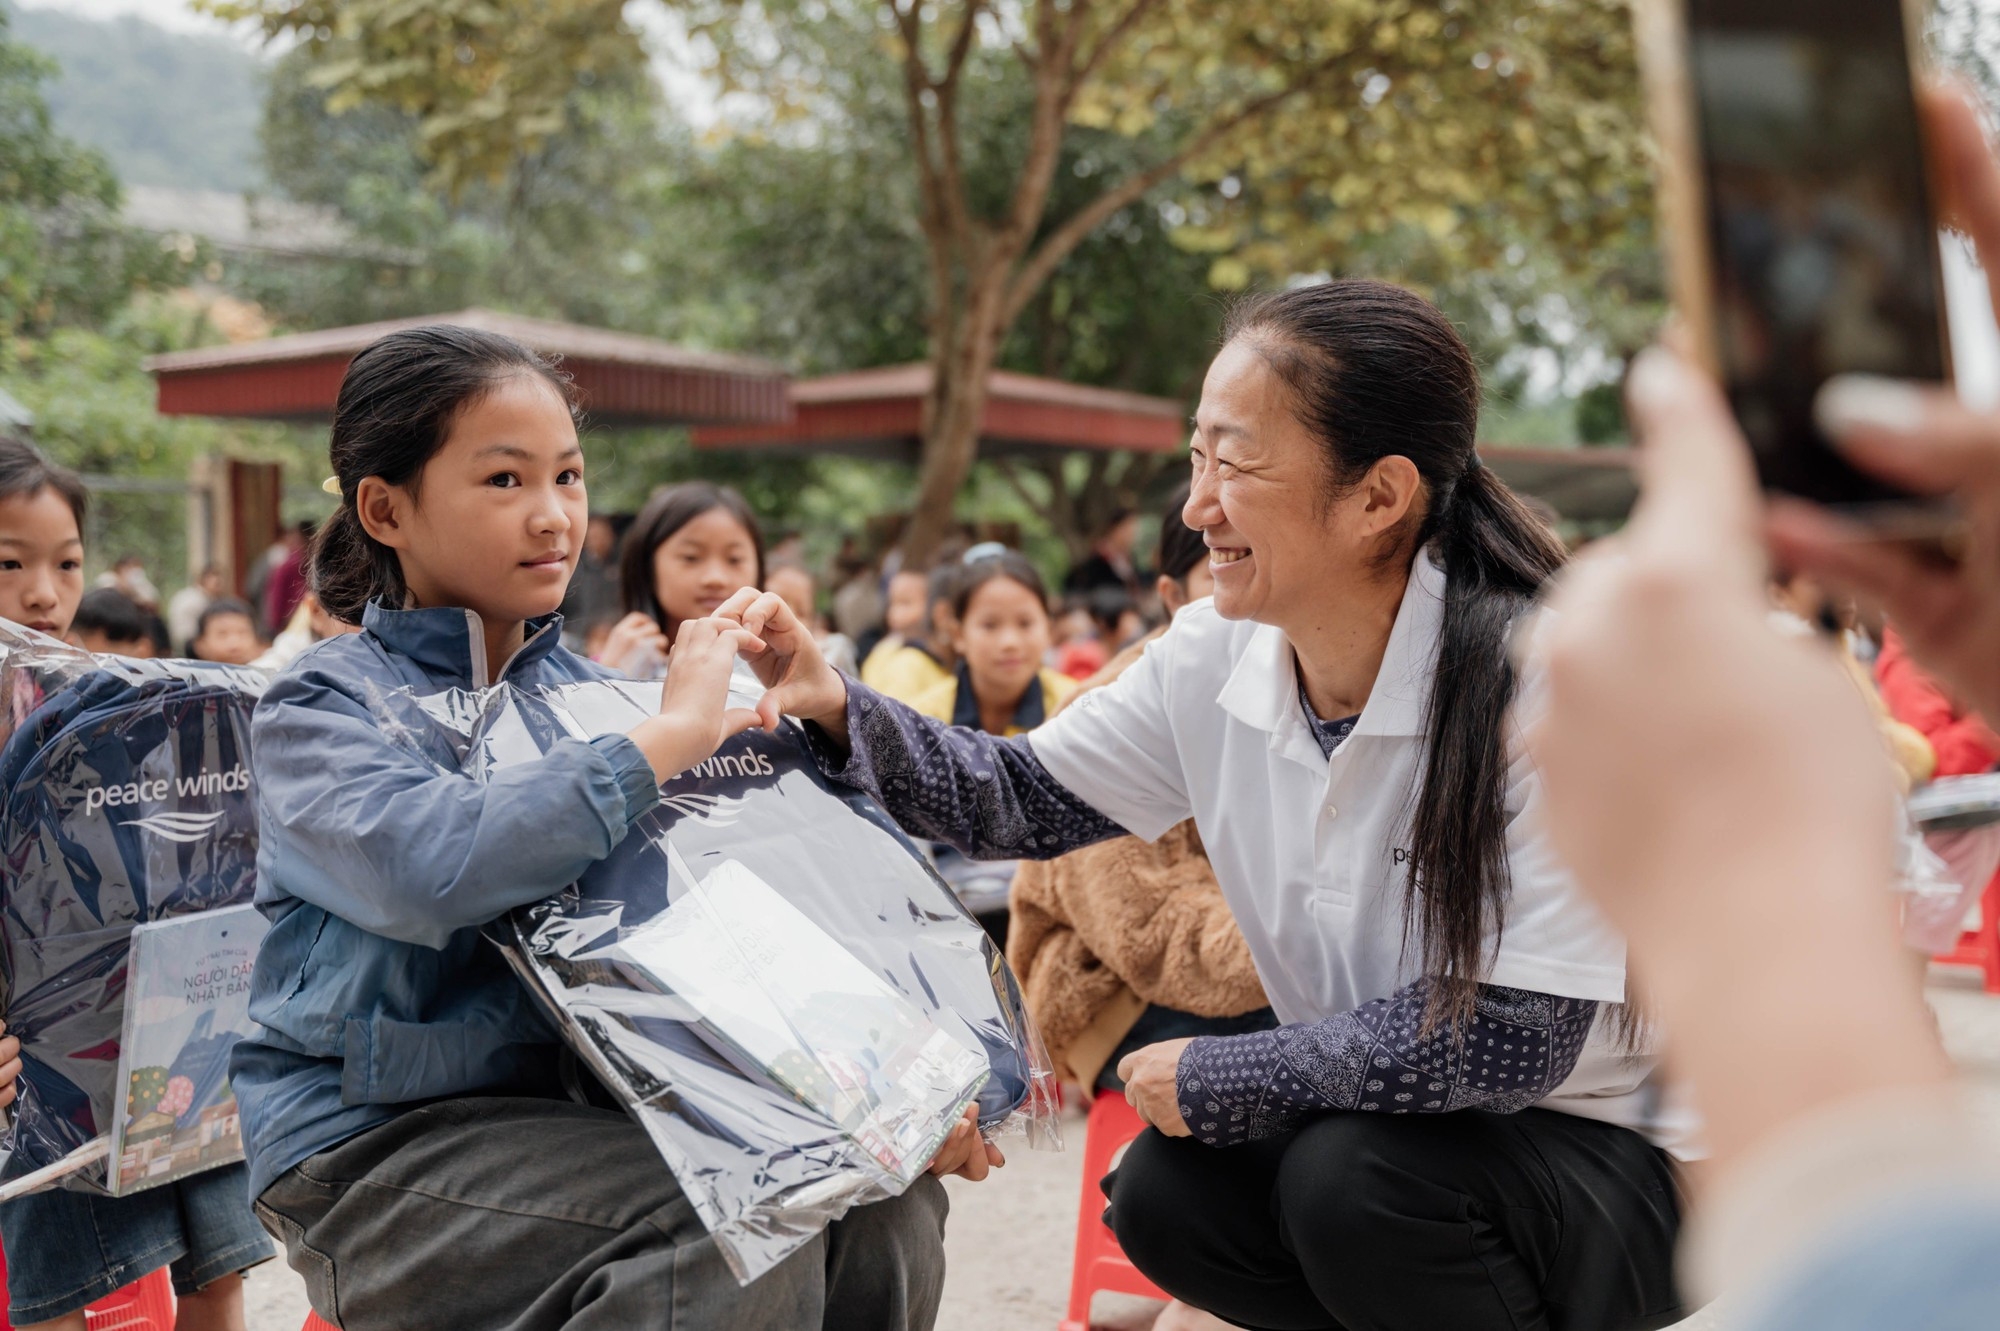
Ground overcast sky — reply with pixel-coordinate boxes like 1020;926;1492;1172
16;0;253;42
15;0;725;125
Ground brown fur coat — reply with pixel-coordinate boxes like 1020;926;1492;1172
1006;635;1268;1089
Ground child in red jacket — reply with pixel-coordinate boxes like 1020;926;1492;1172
1878;626;2000;953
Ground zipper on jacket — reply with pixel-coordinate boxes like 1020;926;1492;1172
464;609;489;689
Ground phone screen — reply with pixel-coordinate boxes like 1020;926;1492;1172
1687;0;1947;509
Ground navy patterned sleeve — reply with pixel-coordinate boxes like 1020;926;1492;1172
1175;981;1599;1146
799;678;1129;860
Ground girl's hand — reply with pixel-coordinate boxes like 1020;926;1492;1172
598;612;669;676
1116;1038;1194;1137
626;617;767;783
712;587;850;740
927;1103;1005;1181
0;1021;20;1111
1766;84;2000;723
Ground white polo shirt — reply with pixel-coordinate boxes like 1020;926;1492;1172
1031;550;1701;1157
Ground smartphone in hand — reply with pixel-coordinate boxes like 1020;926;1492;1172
1638;0;1956;535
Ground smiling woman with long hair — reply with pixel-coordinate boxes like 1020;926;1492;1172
722;280;1692;1331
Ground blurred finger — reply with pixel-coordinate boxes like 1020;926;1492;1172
1623;346;1763;578
1923;83;2000;257
1765;500;1962;628
984;1142;1006;1169
1816;376;2000;493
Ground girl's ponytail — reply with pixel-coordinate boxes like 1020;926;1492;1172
312;325;576;623
309;503;401;625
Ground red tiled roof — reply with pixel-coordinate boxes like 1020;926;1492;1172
692;362;1187;460
143;309;790;425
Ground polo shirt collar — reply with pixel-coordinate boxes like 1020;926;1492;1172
1216;547;1445;762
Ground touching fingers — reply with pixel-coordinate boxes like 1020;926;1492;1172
719;707;765;739
718;627;767;657
712;586;762;624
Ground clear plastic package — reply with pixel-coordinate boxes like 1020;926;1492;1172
0;622;266;1195
358;673;1061;1283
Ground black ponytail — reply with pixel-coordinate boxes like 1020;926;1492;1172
1224;280;1566;1029
313;325;577;624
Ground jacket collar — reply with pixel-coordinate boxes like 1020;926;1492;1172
360;600;567;688
1217;548;1445;768
948;659;1048;732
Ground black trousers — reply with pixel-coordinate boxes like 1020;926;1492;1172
1104;1107;1684;1331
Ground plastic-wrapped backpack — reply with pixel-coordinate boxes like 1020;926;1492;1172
0;623;266;1195
358;671;1061;1284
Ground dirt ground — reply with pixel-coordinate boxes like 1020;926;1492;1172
240;970;2000;1330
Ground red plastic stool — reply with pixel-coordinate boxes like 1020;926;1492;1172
1060;1093;1168;1331
0;1240;174;1331
83;1268;175;1331
303;1312;339;1330
1935;871;2000;994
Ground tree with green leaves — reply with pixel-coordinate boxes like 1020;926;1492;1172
208;0;1653;560
0;7;183;340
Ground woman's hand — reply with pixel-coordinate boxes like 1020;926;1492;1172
1766;84;2000;723
0;1020;20;1111
927;1103;1006;1181
1117;1038;1194;1138
712;587;851;739
626;617;767;784
598;612;669;676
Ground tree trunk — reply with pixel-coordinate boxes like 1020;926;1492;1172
901;340;994;562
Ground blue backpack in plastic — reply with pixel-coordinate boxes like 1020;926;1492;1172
0;652;265;1191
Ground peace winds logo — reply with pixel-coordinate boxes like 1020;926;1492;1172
659;792;748;827
80;765;249;842
661;747;776;826
127;810;228;843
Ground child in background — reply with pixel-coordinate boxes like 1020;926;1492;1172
911;551;1074;736
71;586;154;657
860;567;930;676
861;563;960;701
166;565;223;656
188;599;263;667
0;435;270;1331
596;481;764;678
251;593;360;672
1878;624;2000;956
231;326;965;1331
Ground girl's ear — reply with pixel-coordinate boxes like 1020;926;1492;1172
355;477;412;552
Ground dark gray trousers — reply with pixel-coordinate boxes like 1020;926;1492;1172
253;1096;950;1331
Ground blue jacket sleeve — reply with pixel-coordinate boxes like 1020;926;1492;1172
1175;981;1598;1146
252;668;660;950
